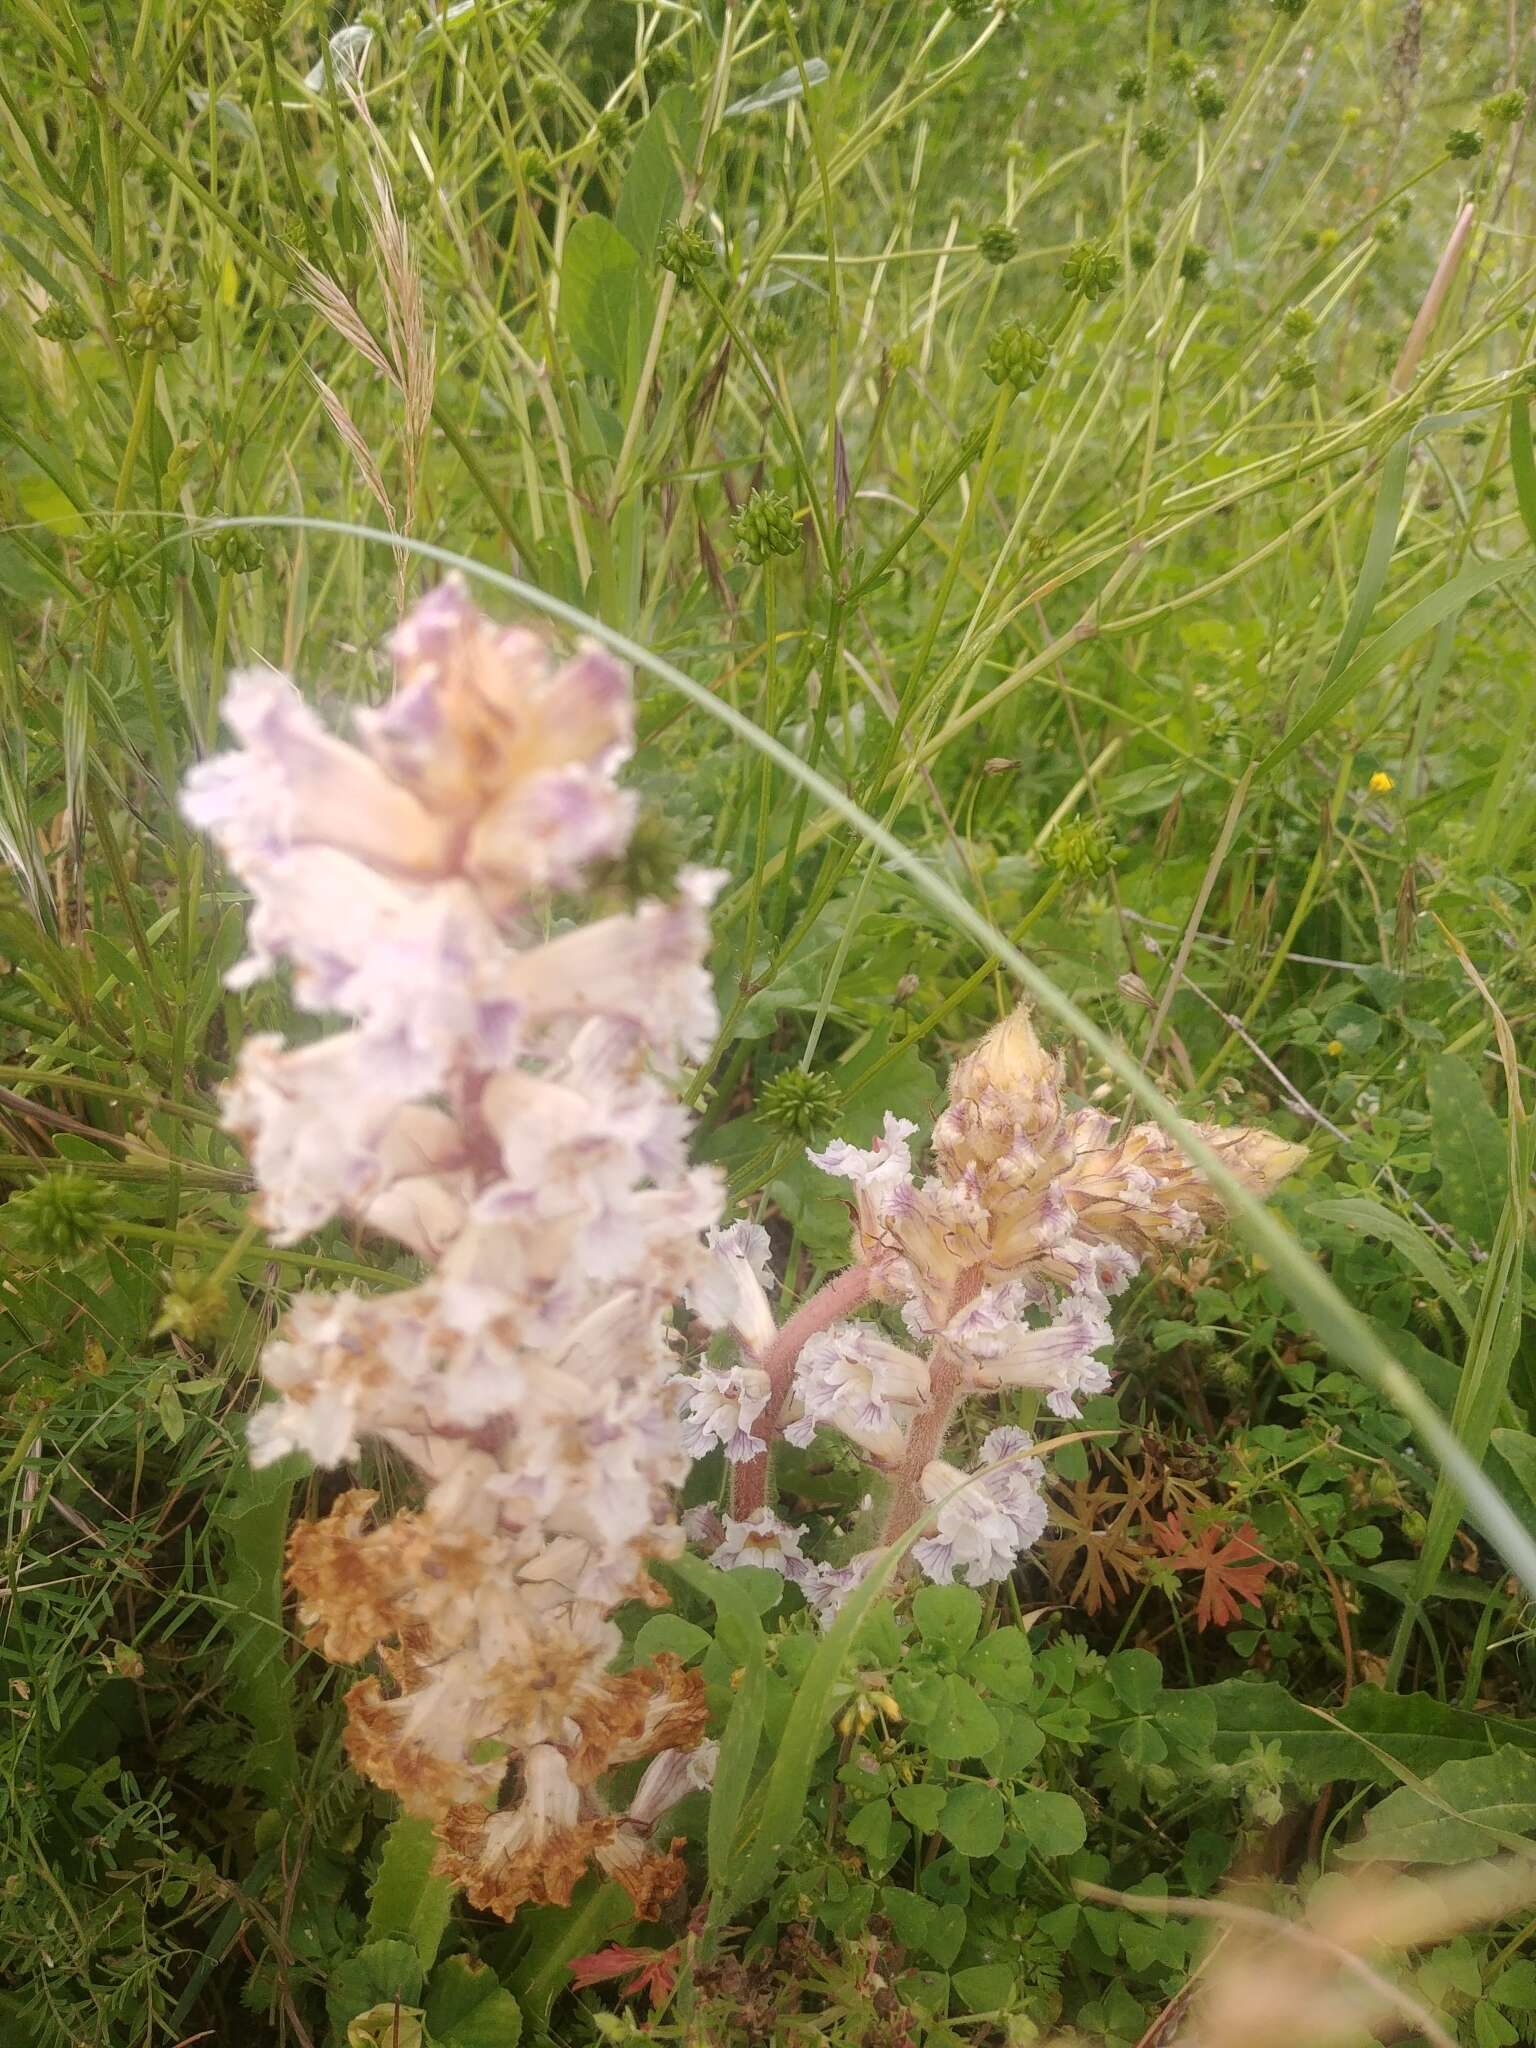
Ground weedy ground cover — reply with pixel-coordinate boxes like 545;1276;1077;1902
1;1;1535;2044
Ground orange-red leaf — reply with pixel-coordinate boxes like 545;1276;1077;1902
1152;1513;1276;1631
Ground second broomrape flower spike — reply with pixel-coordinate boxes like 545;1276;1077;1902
691;1003;1306;1615
182;578;724;1923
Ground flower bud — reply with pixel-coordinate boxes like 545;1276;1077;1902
1445;127;1484;161
1060;237;1121;303
33;297;88;343
732;486;801;564
761;1065;842;1141
7;1172;112;1261
1190;73;1227;122
983;319;1051;395
116;276;200;354
1045;814;1117;881
1179;242;1212;285
201;527;266;575
658;221;715;287
977;221;1019;265
1137;121;1173;162
1483;89;1526;127
1115;67;1147;104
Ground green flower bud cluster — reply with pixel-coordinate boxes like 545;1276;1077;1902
1445;127;1483;161
755;310;793;354
1137;120;1173;162
1277;348;1316;391
1115;67;1147;104
760;1065;841;1141
1271;0;1308;16
1190;73;1227;122
1166;51;1196;86
983;319;1051;394
591;107;628;152
733;487;801;564
1045;814;1118;881
977;221;1019;265
240;0;283;34
1179;241;1211;284
153;1270;230;1344
1483;89;1526;127
518;145;552;186
116;276;200;354
34;297;89;343
7;1172;112;1261
1129;228;1158;273
658;221;715;287
647;41;692;86
79;529;147;591
1281;305;1316;341
1061;237;1121;302
201;527;266;574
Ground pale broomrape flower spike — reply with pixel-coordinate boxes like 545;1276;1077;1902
183;578;725;1923
690;1006;1305;1615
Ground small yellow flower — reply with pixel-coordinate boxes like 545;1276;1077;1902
1368;770;1395;794
1326;1039;1344;1056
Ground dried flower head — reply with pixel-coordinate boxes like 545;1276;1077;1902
183;579;724;1922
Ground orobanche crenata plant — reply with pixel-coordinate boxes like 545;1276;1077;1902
185;580;1305;1926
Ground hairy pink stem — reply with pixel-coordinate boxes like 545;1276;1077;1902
879;1340;967;1548
731;1264;873;1517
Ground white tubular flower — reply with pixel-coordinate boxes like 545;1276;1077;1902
713;1508;821;1588
186;581;721;1926
961;1295;1115;1418
628;1740;719;1828
672;1360;773;1463
912;1427;1048;1588
806;1112;920;1303
685;1221;778;1355
785;1323;930;1461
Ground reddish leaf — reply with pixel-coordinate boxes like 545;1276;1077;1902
1152;1513;1276;1631
569;1943;679;2008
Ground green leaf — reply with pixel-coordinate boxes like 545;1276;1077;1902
1259;551;1533;776
329;1939;425;2035
561;214;652;386
1426;1053;1507;1248
925;1674;1000;1761
1339;1750;1536;1865
661;1554;767;1935
939;1782;1005;1858
615;87;699;260
423;1955;522;2047
1490;1429;1536;1516
1107;1648;1162;1715
1204;1678;1536;1788
632;1614;712;1663
1309;1195;1471;1331
892;1782;948;1831
961;1626;1035;1703
1012;1788;1086;1858
951;1962;1015;2014
912;1584;983;1656
366;1818;455;1976
846;1797;897;1873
